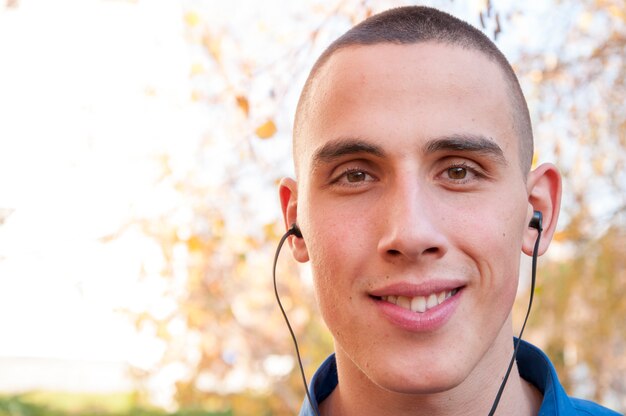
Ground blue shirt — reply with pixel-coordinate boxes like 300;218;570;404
298;340;621;415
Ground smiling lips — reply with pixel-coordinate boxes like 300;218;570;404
381;288;460;313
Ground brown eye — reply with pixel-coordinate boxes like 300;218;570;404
448;167;467;179
346;170;367;182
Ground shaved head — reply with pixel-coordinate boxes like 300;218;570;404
293;6;533;175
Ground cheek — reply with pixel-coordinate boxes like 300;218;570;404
449;194;527;284
302;193;374;273
303;215;370;332
483;210;527;306
310;256;353;340
308;230;357;303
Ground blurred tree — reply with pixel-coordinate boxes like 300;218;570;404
510;0;625;411
123;2;354;413
119;0;625;414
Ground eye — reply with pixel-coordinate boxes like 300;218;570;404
447;166;468;180
346;170;368;182
331;167;376;187
439;162;483;184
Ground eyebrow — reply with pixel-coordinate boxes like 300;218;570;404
310;134;507;168
423;134;507;165
312;138;386;167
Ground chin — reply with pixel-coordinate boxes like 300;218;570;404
364;358;469;395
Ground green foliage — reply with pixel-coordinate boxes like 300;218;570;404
0;392;231;416
527;227;626;407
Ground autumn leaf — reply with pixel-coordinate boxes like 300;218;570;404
255;120;277;139
531;151;539;169
187;235;204;252
552;230;567;242
202;32;222;62
190;90;203;102
236;95;249;117
184;11;200;27
592;157;604;175
190;62;204;76
608;5;625;22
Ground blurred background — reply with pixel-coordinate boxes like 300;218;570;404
0;0;624;414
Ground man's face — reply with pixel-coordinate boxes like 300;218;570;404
287;42;534;393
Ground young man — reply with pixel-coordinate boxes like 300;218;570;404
278;6;619;416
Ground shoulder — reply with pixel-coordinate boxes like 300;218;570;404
517;340;622;416
569;398;623;416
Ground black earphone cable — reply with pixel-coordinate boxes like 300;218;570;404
273;226;320;416
487;224;542;415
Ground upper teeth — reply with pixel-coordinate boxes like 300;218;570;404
382;289;457;313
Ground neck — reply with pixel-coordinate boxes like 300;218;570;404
320;323;542;416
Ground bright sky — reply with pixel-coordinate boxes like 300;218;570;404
0;0;197;364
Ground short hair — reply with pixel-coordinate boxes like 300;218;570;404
293;6;533;173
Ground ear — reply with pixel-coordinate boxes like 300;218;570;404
279;177;309;262
522;163;562;256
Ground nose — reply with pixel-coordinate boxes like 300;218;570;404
377;179;448;263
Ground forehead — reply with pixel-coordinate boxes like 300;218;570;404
295;42;519;173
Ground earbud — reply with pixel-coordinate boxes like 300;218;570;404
529;210;543;231
288;223;302;238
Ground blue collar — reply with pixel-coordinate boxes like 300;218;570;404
298;339;619;415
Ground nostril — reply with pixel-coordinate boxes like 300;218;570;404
386;247;439;258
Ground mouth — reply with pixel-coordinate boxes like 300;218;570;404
371;287;462;314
